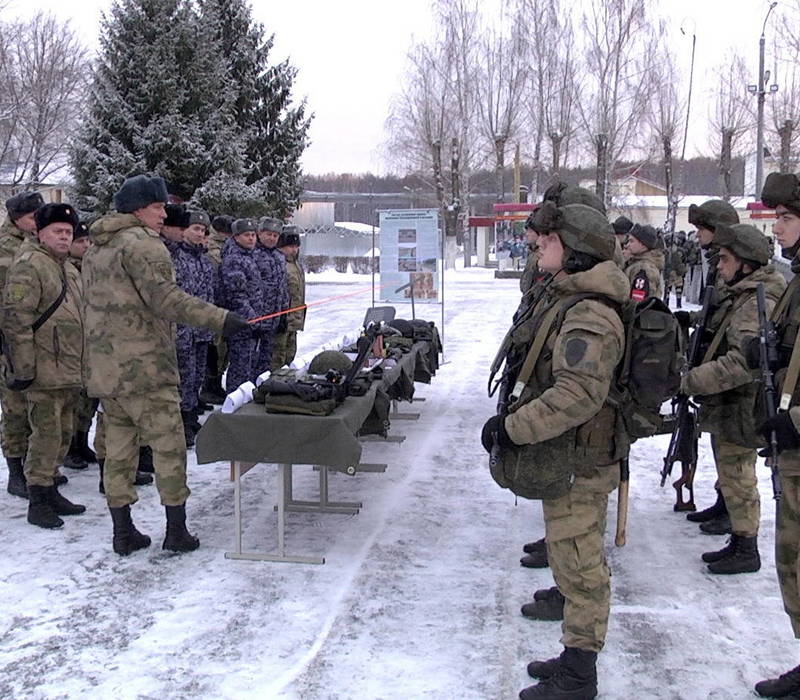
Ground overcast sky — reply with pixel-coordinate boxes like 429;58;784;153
7;0;791;175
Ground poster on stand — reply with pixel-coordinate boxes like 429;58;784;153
378;209;440;303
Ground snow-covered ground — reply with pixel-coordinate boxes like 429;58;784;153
0;267;793;699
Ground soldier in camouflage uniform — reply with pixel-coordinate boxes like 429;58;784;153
624;224;665;301
681;224;785;574
83;175;249;556
1;191;41;498
2;203;87;529
662;232;688;307
218;218;269;392
482;202;629;700
519;211;543;297
677;200;742;533
271;226;306;370
252;216;289;376
750;173;800;697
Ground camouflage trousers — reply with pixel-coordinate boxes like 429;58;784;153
101;387;189;508
542;463;620;653
664;271;684;297
0;380;31;458
776;472;800;638
94;411;106;460
711;435;760;537
178;340;209;411
23;388;76;487
271;331;298;371
72;389;97;433
225;336;257;394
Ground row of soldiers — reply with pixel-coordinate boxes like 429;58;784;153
485;177;800;699
0;174;305;556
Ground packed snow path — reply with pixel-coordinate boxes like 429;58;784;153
0;267;792;699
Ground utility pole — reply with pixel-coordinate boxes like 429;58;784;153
753;2;778;196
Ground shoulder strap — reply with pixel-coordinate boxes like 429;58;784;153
701;294;747;363
32;271;67;333
773;275;800;323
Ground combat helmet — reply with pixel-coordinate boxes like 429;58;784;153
687;199;739;231
713;223;773;267
531;201;615;262
308;350;353;376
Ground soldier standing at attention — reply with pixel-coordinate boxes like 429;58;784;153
82;174;249;556
252;216;289;376
519;212;543;297
2;203;86;529
680;224;785;574
482;202;629;699
271;226;306;371
1;190;42;498
624;224;665;301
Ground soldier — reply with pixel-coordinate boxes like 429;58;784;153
680;224;785;574
252;216;289;376
519;211;543;297
751;172;800;697
612;214;634;263
482;202;629;699
206;214;233;267
83;174;249;556
2;203;86;528
663;231;688;307
1;190;42;497
677;199;741;532
271;226;306;371
624;223;665;301
218;218;268;392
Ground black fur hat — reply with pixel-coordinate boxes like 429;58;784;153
164;203;189;228
628;223;659;250
34;203;79;232
761;172;800;216
73;221;90;240
612;215;634;236
5;191;44;221
278;225;301;247
211;215;233;234
113;175;169;213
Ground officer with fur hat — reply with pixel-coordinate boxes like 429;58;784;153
624;224;665;301
207;214;233;267
2;203;87;528
1;190;42;498
681;224;785;574
750;172;800;697
271;225;306;370
83;174;250;556
482;201;630;699
218;218;270;391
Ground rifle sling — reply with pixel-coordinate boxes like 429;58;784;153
701;295;747;364
773;275;800;324
509;301;564;403
32;272;67;333
781;327;800;411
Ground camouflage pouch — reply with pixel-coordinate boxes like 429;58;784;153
265;394;337;416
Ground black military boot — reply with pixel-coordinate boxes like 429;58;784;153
197;399;213;413
138;445;154;473
200;374;226;406
523;537;546;555
54;471;68;486
701;536;736;564
707;535;760;574
180;411;196;448
521;589;565;621
687;489;727;522
756;664;800;697
520;647;598;699
162;503;200;552
676;295;683;309
110;505;151;556
6;457;27;499
47;485;86;516
521;541;549;568
528;654;562;680
64;434;89;470
27;484;63;529
534;585;562;601
700;513;732;535
75;430;97;463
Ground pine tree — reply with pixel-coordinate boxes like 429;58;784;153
198;0;312;217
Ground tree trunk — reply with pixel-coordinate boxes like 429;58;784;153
494;135;505;203
550;133;563;178
663;136;677;234
779;119;794;174
594;133;608;205
720;128;733;201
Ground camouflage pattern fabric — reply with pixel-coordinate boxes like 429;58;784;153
23;388;75;487
227;338;257;392
711;435;760;537
519;247;541;295
271;331;297;371
205;228;228;267
101;387;189;508
776;473;800;637
542;463;620;652
0;383;30;458
281;251;306;332
665;269;685;297
252;243;290;375
178;340;209;410
625;248;664;300
72;390;97;433
82;213;227;398
2;237;84;390
0;217;30;291
94;410;106;460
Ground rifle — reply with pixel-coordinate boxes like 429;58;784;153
615;457;629;546
661;285;715;510
331;321;385;402
755;282;783;500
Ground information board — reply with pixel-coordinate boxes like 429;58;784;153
378;208;440;303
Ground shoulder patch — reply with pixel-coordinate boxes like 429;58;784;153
6;282;29;303
565;337;588;366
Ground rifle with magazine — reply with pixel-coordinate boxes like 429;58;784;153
661;285;715;511
755;282;783;500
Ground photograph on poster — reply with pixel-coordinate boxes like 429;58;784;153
398;228;417;244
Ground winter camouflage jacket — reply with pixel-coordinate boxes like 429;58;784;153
2;237;84;390
625;248;665;300
206;228;228;267
173;242;217;344
252;243;290;333
519;247;542;295
82;213;228;398
218;238;269;335
682;265;785;447
280;250;306;332
504;260;629;472
0;218;31;300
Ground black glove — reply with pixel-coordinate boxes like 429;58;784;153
7;377;33;391
222;313;251;338
481;414;516;453
758;412;800;453
674;310;691;331
276;313;288;333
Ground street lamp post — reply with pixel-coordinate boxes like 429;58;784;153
754;1;778;197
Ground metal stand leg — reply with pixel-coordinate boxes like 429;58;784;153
390;399;420;421
283;465;361;514
355;463;388;473
360;434;406;444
